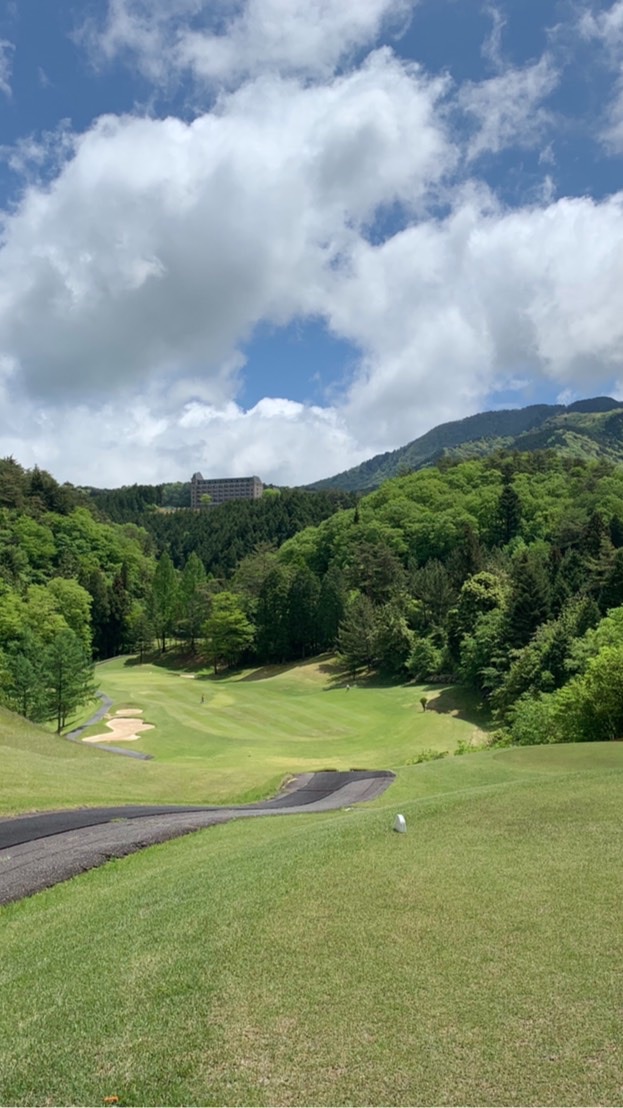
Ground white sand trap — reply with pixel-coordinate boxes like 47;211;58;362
83;710;154;743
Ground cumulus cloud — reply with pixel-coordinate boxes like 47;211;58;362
2;1;623;487
316;193;623;451
84;0;413;85
0;50;452;402
0;388;366;487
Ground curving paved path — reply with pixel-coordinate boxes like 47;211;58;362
0;771;394;907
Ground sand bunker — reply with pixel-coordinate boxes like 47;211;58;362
83;709;154;744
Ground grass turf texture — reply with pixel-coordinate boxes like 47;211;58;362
0;655;486;815
1;743;622;1106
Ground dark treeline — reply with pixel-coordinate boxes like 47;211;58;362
137;488;357;577
88;481;191;518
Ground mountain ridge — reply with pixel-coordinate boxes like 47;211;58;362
310;397;623;492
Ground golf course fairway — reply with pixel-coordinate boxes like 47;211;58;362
1;658;622;1105
0;654;486;815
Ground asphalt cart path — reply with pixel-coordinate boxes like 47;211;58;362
0;770;394;906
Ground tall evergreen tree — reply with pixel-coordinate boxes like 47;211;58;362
1;631;47;721
287;567;320;659
255;565;291;662
338;595;378;674
316;565;346;650
150;551;178;652
43;629;96;733
180;552;208;652
496;467;522;544
506;551;551;649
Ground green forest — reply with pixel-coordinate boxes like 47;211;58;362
3;449;623;745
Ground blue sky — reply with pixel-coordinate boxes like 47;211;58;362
0;0;623;486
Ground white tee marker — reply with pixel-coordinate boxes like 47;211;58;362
393;814;407;833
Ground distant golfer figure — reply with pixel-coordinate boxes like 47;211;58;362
346;684;350;691
201;694;205;704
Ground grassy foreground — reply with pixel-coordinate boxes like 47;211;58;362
2;744;623;1106
0;654;485;814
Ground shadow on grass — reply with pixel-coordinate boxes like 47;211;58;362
124;649;208;674
320;657;407;691
239;661;302;682
422;685;491;729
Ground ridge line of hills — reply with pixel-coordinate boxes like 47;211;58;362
309;396;623;492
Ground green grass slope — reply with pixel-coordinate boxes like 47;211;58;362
0;656;484;815
1;743;622;1106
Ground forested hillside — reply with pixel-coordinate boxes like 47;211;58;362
5;449;623;747
0;458;157;728
179;450;623;747
87;485;357;578
311;397;623;491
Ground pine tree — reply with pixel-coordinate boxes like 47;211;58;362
496;466;522;544
150;551;178;652
180;552;208;652
506;551;551;649
255;565;291;662
287;567;320;659
316;565;346;650
337;595;378;675
1;631;47;721
43;629;96;733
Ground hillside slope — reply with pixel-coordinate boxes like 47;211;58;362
311;396;623;491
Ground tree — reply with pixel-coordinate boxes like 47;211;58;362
411;560;455;632
345;540;405;605
599;549;623;613
43;629;96;733
495;467;522;544
447;521;483;586
126;602;155;662
448;571;507;660
0;631;47;721
374;602;414;676
204;592;254;673
255;565;291;662
338;595;378;675
505;550;551;649
150;551;178;652
180;552;208;652
287;567;320;659
407;637;444;682
45;577;93;652
316;565;346;650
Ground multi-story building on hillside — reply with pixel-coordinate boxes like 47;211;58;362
190;473;264;509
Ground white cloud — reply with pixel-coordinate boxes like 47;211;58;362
85;0;413;85
2;3;623;488
580;1;623;49
579;1;623;151
459;55;559;161
0;39;14;98
313;192;623;452
0;50;452;404
0;389;366;487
